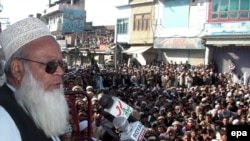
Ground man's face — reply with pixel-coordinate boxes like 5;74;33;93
78;111;87;121
187;119;194;127
222;118;228;124
22;36;64;91
173;124;180;130
14;36;69;137
167;112;173;118
222;108;227;114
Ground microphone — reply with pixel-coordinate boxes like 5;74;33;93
112;116;147;141
98;94;137;122
98;94;146;140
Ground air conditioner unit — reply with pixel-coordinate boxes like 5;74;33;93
190;0;198;6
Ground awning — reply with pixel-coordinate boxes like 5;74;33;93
205;39;250;46
104;44;125;54
203;35;250;46
122;46;151;54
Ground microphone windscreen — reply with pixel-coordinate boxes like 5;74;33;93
99;94;114;109
113;116;130;132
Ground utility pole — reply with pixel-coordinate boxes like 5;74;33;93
115;22;118;69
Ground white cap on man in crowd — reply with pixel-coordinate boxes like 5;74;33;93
79;120;88;131
72;85;83;91
232;119;240;125
172;121;182;126
86;86;93;91
0;17;53;61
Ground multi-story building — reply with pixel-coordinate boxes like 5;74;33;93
202;0;250;76
115;0;157;66
115;0;206;66
41;0;86;65
115;0;250;75
41;0;115;67
154;0;206;65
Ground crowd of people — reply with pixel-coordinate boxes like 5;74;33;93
62;60;250;141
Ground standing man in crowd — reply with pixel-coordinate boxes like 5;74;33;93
229;59;236;73
0;17;69;141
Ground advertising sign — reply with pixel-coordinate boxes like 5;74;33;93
62;9;85;34
204;22;250;36
154;37;205;49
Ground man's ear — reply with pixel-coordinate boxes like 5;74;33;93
10;59;24;82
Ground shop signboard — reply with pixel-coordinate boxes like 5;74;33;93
62;9;85;34
204;22;250;36
154;37;205;49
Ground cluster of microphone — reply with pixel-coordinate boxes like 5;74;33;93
97;93;148;141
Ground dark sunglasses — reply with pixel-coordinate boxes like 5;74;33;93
18;58;64;74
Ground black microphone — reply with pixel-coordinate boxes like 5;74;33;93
98;94;137;122
98;94;144;140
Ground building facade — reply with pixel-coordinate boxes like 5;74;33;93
203;0;250;76
115;0;250;75
41;0;115;67
115;0;157;66
154;0;206;65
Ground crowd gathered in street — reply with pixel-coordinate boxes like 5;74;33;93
61;60;250;141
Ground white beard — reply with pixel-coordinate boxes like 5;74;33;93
15;65;69;137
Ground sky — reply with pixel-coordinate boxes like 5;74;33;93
0;0;117;29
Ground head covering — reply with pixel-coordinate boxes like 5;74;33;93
0;17;53;61
227;92;232;97
86;85;93;90
72;85;83;91
147;136;156;141
79;120;88;131
201;97;207;102
232;119;239;125
172;121;181;126
187;117;194;122
91;97;98;101
157;116;165;120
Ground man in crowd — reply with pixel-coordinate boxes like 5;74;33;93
0;17;69;141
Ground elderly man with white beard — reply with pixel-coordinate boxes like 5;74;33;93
0;17;69;141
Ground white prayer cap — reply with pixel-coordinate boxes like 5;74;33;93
147;136;156;141
232;119;240;125
79;120;88;131
86;85;93;90
72;85;83;91
227;92;232;97
0;17;53;61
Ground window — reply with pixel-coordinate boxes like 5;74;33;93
209;0;250;22
133;13;150;31
117;18;128;34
